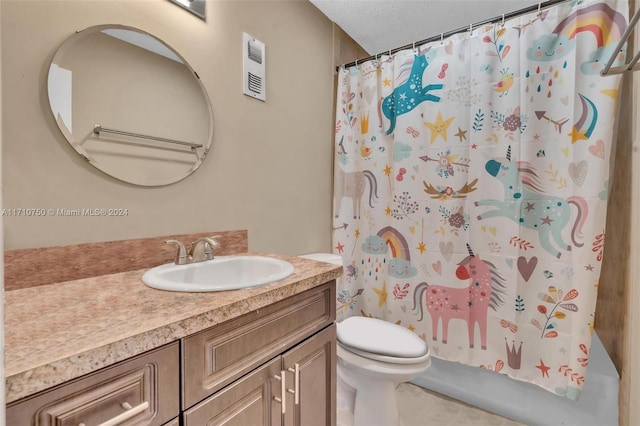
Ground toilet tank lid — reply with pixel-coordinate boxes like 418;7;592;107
298;253;343;265
337;316;428;358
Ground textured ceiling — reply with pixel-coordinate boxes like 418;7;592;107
310;0;541;56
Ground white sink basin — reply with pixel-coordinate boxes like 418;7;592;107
142;255;295;292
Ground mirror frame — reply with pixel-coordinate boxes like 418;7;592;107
47;24;214;187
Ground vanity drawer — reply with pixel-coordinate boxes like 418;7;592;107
182;281;335;408
7;342;179;426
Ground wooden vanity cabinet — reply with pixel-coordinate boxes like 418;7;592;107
182;281;336;426
6;342;180;426
6;280;337;426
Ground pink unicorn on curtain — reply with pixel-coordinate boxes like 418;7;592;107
412;245;507;350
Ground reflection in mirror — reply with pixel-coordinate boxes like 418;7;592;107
47;25;213;186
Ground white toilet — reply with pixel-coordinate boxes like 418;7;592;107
299;253;431;426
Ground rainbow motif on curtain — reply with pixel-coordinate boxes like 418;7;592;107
333;0;628;400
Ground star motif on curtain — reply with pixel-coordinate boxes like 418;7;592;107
417;242;427;254
540;215;554;225
525;202;536;212
373;282;388;307
335;242;344;253
424;111;455;143
455;127;467;142
383;78;391;87
569;126;588;144
600;88;618;99
383;164;392;176
536;359;550;378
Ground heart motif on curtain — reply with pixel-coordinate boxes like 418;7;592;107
432;260;442;275
362;86;375;105
439;241;454;261
517;256;538;282
569;161;589;186
589;139;606;158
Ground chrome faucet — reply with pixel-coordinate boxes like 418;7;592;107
165;235;221;265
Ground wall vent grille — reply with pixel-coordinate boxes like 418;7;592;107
243;33;266;101
248;72;263;94
248;40;263;64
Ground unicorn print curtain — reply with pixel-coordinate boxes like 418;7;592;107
333;0;628;399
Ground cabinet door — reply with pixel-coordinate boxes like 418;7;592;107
183;357;284;426
283;324;336;426
182;282;335;408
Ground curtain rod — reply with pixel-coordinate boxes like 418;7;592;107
337;0;569;71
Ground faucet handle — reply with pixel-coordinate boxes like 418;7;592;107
165;239;188;265
208;235;221;248
205;236;221;259
193;236;220;261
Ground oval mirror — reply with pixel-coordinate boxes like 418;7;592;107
47;25;213;186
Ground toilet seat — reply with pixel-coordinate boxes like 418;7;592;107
338;341;431;364
337;316;429;361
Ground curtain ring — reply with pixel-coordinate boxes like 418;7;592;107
440;33;444;44
501;14;505;27
413;41;416;54
355;59;358;67
469;23;473;33
537;2;542;16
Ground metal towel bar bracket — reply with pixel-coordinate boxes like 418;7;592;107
601;6;640;76
93;124;203;149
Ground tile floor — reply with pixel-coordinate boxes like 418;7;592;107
338;383;524;426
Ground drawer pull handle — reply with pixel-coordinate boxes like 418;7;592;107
273;372;286;414
93;401;149;426
287;363;300;405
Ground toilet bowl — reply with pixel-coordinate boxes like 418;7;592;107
298;253;431;426
337;316;431;426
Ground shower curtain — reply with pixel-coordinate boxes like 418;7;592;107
333;0;628;399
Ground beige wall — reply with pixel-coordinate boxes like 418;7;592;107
1;0;335;255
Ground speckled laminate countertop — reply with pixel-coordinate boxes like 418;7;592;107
4;253;341;404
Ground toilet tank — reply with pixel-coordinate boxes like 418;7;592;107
299;253;347;320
